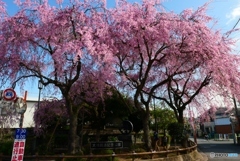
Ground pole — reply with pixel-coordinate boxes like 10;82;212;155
231;122;236;144
19;91;27;128
37;80;43;109
35;81;43;154
230;116;236;144
232;96;238;144
19;114;24;128
37;88;41;109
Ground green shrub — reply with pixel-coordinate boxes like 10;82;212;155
167;135;172;144
0;140;14;155
62;158;86;161
167;122;185;142
92;149;113;161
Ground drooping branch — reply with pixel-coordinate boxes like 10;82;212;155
11;74;38;89
183;71;212;106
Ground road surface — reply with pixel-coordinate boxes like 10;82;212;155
192;137;240;161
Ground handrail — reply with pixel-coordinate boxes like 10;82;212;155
0;140;197;161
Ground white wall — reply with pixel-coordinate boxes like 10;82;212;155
21;100;38;128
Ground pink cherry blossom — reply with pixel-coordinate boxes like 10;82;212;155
108;0;240;150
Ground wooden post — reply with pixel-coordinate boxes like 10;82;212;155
165;151;168;158
61;153;65;161
89;153;93;161
151;150;154;159
132;151;136;161
112;152;115;161
35;153;39;161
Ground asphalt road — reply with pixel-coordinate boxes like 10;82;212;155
192;137;240;161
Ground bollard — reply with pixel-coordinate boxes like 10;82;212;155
35;152;39;161
151;149;155;159
61;153;65;161
112;151;115;161
132;151;136;161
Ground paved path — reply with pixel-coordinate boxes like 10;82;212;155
191;137;240;161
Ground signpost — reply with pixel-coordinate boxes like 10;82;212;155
11;128;27;161
119;120;133;135
91;141;123;149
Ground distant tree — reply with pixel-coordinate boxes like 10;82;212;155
151;108;177;132
167;122;188;147
84;88;144;139
168;122;184;140
86;89;133;137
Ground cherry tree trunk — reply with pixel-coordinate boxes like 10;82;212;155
68;113;80;154
177;110;184;124
142;112;152;151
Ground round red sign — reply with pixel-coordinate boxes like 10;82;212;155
3;88;16;101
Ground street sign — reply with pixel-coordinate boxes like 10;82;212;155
14;128;27;139
91;141;123;149
3;88;16;101
11;128;27;161
0;90;28;116
119;120;133;135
